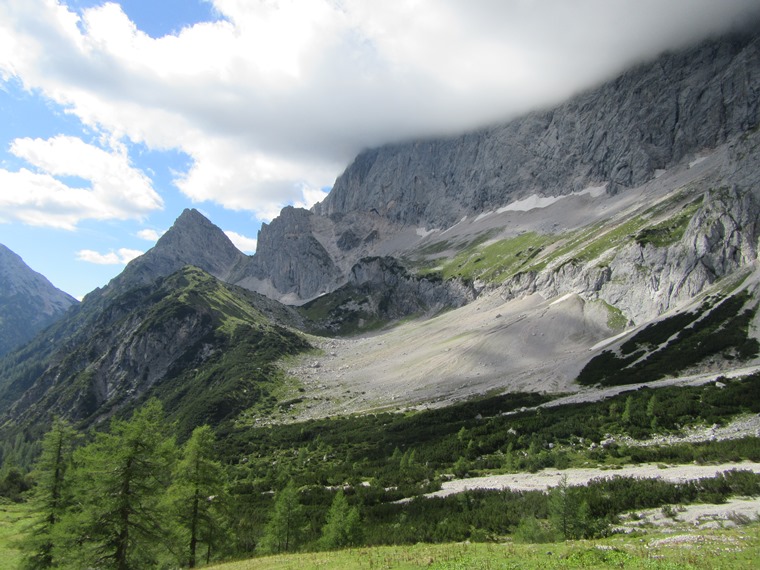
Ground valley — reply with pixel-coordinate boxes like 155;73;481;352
1;25;760;569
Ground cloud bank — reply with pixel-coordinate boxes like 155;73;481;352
2;0;759;224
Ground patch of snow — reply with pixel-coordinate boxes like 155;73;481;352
497;185;607;213
474;210;495;222
498;194;563;212
580;184;607;198
416;227;439;237
590;329;633;351
549;292;576;307
689;156;707;168
441;216;468;234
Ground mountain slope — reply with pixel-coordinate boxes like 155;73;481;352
0;244;78;357
243;29;760;303
0;266;309;437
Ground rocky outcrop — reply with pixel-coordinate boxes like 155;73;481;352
314;33;760;230
347;256;476;318
304;256;476;334
230;207;344;303
0;244;78;356
500;187;760;325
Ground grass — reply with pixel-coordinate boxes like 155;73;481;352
412;186;706;287
206;524;760;570
0;500;33;569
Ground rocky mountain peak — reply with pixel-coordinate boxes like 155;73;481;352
102;208;247;296
0;244;78;356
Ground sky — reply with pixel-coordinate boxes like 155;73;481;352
1;1;760;299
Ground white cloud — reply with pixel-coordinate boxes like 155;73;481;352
224;230;257;253
137;228;164;241
1;0;759;222
0;135;162;229
77;247;144;265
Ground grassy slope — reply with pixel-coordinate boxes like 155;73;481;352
207;524;760;570
0;500;33;569
412;188;703;286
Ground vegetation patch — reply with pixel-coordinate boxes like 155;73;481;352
577;291;760;387
635;196;703;248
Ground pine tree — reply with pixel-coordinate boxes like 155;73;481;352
318;489;362;550
167;425;227;568
56;400;178;569
21;419;78;569
259;480;305;554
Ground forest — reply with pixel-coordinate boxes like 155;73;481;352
2;374;760;568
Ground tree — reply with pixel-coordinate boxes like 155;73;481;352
166;425;227;568
318;489;362;550
56;400;178;569
258;480;305;554
21;419;78;569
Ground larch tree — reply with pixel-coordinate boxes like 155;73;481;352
21;418;78;569
166;424;227;568
55;399;178;570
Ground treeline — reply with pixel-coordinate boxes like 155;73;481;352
19;398;760;569
10;374;760;567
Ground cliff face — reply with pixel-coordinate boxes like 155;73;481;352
0;244;78;356
314;34;760;228
242;31;760;303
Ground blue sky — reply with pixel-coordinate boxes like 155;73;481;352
1;0;759;299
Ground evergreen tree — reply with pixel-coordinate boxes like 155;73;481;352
318;489;361;550
167;425;227;568
56;400;178;569
259;480;305;554
21;419;78;569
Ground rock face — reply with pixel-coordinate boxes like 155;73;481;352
240;31;760;303
314;33;760;228
99;208;247;298
230;207;344;303
499;185;760;325
0;244;78;356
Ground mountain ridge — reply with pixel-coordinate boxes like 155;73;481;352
238;30;760;303
0;244;78;357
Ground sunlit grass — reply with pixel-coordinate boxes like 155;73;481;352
0;500;34;569
207;523;760;570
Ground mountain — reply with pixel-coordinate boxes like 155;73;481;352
0;266;308;437
3;28;760;441
90;208;248;301
243;30;760;304
0;244;78;357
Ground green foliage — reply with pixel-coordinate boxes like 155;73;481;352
578;291;760;387
166;425;228;568
20;419;78;569
635;196;703;247
259;481;306;554
54;400;179;569
318;489;362;550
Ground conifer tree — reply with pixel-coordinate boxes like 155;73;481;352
167;425;227;568
56;400;178;569
318;489;361;550
21;419;78;569
259;480;305;554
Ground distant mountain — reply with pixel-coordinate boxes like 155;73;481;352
0;244;78;357
2;27;760;446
